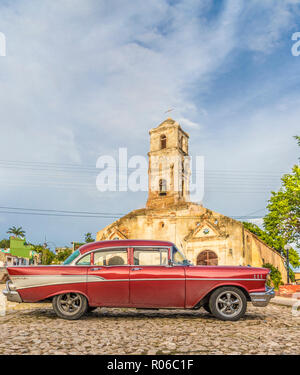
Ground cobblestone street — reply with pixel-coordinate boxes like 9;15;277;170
0;292;299;355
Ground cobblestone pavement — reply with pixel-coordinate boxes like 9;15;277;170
0;290;299;355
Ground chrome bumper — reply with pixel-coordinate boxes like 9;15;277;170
250;286;275;307
2;280;22;303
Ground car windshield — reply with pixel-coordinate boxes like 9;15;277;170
63;250;80;265
172;246;189;265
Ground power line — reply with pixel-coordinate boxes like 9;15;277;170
0;181;278;194
0;210;121;219
0;204;265;220
0;210;264;220
0;167;283;180
0;159;286;176
0;205;124;216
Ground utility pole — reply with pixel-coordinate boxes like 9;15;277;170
284;244;292;284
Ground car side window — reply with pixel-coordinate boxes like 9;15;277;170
133;248;168;266
94;249;128;266
76;254;91;265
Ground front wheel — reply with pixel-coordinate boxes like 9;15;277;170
52;293;88;320
209;287;247;321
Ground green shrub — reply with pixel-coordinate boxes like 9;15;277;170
263;263;284;290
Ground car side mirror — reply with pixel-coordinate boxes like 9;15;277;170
168;259;173;267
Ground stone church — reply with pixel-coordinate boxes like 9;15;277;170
97;118;287;280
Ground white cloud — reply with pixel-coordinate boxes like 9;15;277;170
239;0;300;53
0;0;299;244
0;0;247;162
177;117;201;129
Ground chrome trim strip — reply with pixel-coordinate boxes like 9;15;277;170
87;278;260;282
9;273;265;290
72;246;171;265
186;278;263;281
130;246;170;249
128;278;262;281
11;275;101;278
10;275;105;290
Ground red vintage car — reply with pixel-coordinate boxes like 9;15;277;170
2;240;274;321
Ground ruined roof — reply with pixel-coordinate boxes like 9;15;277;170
151;117;189;138
157;117;177;127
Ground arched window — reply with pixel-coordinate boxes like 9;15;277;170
160;134;167;149
159;179;167;195
197;250;218;266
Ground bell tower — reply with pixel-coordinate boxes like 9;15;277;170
146;118;191;209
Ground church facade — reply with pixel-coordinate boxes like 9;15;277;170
96;118;287;281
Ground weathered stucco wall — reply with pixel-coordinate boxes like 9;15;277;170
147;119;190;209
248;231;287;278
96;203;287;282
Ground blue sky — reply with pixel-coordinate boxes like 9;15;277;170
0;0;299;257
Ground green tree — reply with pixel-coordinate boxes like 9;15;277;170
7;226;26;238
242;136;300;277
55;249;72;263
41;248;55;265
0;238;10;248
32;244;55;265
264;165;300;247
262;136;300;274
243;221;300;269
84;232;95;243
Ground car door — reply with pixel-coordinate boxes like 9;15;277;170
87;247;130;307
129;247;185;308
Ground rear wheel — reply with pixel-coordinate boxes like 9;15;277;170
209;287;247;321
52;293;88;320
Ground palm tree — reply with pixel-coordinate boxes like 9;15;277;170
84;232;95;243
7;226;26;238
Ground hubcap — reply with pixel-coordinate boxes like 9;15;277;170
216;291;242;318
57;293;82;316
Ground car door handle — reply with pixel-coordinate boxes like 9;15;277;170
131;267;142;271
90;267;102;271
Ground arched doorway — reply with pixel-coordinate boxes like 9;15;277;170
197;250;218;266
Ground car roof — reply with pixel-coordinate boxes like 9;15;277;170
79;239;174;254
